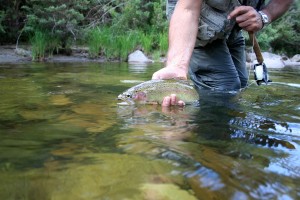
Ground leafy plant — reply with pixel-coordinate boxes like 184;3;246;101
23;0;92;50
269;6;300;56
257;1;300;56
0;11;5;34
256;25;279;51
0;0;26;44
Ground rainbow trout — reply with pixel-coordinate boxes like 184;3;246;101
117;79;199;105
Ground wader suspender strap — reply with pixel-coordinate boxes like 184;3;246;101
242;0;248;5
256;0;265;10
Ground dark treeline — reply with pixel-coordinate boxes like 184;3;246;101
0;0;299;60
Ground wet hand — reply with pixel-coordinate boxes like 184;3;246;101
152;67;187;80
162;94;185;107
228;6;263;32
152;66;188;107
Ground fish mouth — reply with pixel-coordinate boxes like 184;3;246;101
117;101;131;106
117;98;135;106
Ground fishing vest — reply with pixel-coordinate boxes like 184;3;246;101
166;0;264;46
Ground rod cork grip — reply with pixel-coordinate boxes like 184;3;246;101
248;32;264;64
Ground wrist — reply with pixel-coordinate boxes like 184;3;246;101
258;11;270;29
166;60;188;71
166;65;188;75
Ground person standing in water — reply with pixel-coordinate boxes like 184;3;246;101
152;0;294;106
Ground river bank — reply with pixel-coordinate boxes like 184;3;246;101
0;45;299;69
0;45;107;64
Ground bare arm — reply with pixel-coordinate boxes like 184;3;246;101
166;0;202;74
228;0;294;32
261;0;294;22
152;0;202;80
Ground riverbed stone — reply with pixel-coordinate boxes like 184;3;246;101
50;94;72;106
14;48;31;57
291;54;300;62
248;52;285;69
141;183;198;200
247;52;300;69
261;52;286;68
128;50;153;63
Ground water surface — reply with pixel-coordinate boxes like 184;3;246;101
0;63;299;200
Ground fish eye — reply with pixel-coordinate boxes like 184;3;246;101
127;94;131;97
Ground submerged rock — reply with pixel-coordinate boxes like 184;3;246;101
141;183;198;200
49;94;72;106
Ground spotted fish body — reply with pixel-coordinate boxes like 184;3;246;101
117;79;199;105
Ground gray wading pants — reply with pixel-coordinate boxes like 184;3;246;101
189;29;248;91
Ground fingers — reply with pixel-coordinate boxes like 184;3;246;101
228;6;248;20
162;96;171;107
228;6;263;32
170;94;177;106
162;94;186;107
177;100;185;106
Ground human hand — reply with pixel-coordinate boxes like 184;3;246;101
162;94;185;107
228;6;263;32
152;67;187;107
152;66;187;80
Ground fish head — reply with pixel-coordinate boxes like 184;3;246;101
117;89;147;105
117;91;133;101
117;91;134;105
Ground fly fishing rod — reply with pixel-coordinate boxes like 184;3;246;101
248;32;270;85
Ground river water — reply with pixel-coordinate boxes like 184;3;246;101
0;62;299;200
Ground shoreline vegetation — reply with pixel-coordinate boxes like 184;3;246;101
25;28;168;62
0;1;299;64
1;43;300;70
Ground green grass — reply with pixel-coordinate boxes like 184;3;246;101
87;27;164;61
158;32;168;55
81;27;169;60
30;31;48;61
139;32;153;55
87;27;110;58
117;33;139;61
30;27;169;61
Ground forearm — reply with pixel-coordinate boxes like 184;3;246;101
262;0;294;23
166;1;201;73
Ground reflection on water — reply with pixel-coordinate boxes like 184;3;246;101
0;63;299;199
